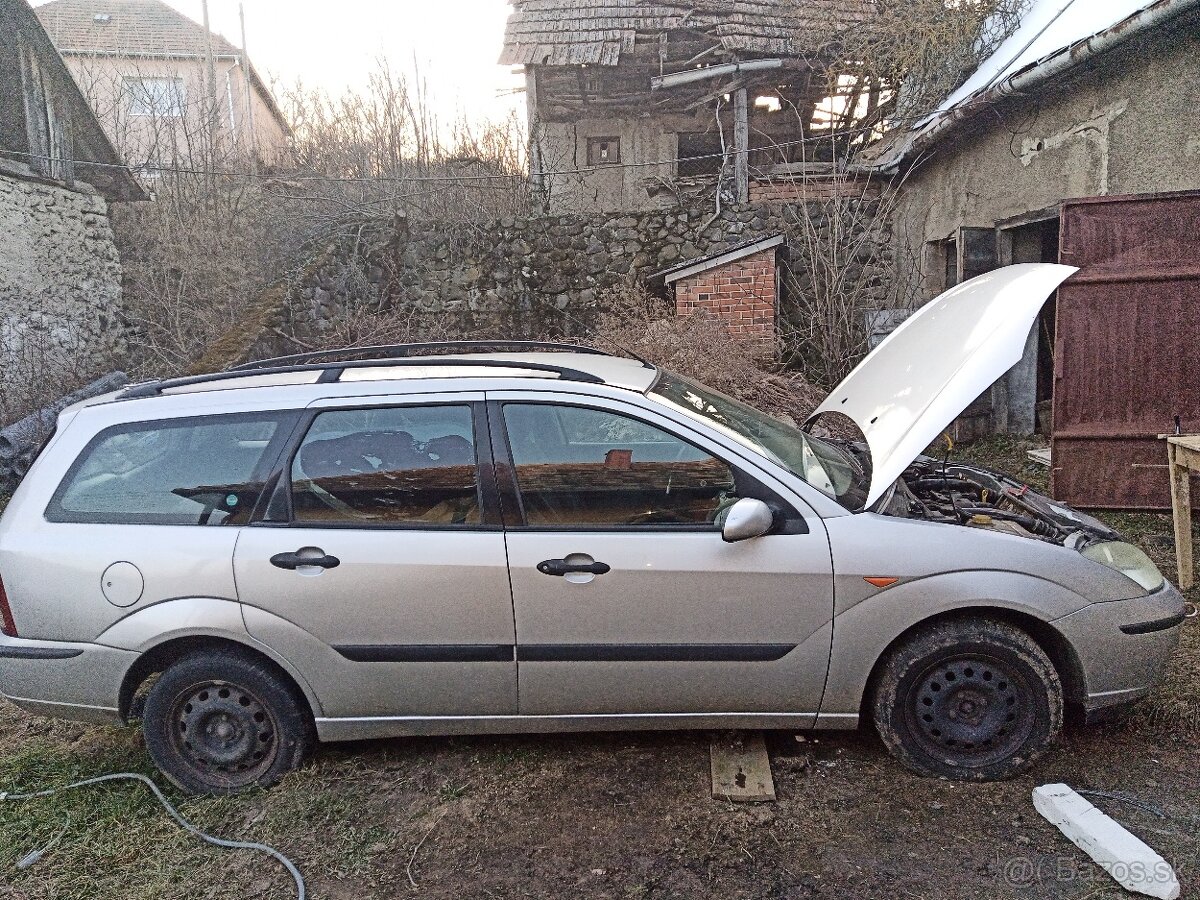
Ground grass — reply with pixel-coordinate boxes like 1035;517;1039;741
0;724;431;899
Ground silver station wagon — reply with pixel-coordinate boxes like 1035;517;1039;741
0;264;1186;793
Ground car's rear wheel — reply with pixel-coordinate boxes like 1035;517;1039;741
143;649;314;795
872;618;1063;780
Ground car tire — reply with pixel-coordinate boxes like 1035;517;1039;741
871;618;1063;781
142;649;315;795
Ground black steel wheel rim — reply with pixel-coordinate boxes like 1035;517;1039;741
905;653;1038;768
167;680;279;786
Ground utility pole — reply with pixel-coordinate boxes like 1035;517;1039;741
239;2;259;173
525;66;545;212
201;0;220;168
733;86;749;204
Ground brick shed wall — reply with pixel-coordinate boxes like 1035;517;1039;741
673;247;777;339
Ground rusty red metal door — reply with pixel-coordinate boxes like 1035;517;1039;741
1053;190;1200;509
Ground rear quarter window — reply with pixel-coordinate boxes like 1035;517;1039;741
45;413;294;525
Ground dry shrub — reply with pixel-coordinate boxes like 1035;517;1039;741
271;279;827;427
0;321;99;426
114;176;286;378
285;302;461;354
776;172;920;389
800;0;1032;142
588;281;826;425
110;59;529;380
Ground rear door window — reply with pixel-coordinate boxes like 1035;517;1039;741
47;413;290;525
289;404;481;526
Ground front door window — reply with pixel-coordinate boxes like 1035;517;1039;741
502;403;741;528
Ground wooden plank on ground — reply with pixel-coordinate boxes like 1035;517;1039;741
710;731;775;803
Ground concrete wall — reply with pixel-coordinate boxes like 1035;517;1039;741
536;115;686;214
0;162;125;392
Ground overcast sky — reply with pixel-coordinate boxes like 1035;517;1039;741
37;0;526;128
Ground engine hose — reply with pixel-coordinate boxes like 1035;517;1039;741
910;477;983;497
0;772;304;899
959;507;1056;537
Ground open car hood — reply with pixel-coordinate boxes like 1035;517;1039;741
807;263;1078;508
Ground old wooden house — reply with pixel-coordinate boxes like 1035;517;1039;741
500;0;872;214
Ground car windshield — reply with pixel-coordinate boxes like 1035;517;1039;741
649;371;870;510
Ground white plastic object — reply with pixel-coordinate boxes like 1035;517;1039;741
1032;783;1180;900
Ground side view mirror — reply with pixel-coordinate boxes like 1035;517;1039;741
721;497;775;543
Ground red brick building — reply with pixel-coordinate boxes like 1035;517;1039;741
660;234;782;342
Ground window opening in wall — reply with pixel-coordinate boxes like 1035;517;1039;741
943;238;958;291
586;136;621;166
124;77;186;118
677;131;724;177
999;216;1061;432
959;227;999;282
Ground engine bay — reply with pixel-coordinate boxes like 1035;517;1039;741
876;454;1120;547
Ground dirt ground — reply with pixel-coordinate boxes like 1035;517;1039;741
2;436;1199;900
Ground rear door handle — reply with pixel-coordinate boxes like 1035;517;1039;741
537;558;611;577
270;550;341;570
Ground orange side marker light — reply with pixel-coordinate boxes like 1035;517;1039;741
864;577;899;589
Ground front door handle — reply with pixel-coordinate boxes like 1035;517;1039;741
270;550;341;570
537;558;611;577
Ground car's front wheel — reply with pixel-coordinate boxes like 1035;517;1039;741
871;618;1063;780
142;649;315;795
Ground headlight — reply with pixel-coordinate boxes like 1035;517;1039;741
1081;541;1164;592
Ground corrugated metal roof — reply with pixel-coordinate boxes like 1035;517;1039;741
499;0;874;67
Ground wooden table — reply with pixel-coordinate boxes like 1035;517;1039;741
1165;435;1200;590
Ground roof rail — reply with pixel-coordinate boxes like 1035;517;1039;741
117;356;608;400
230;340;615;372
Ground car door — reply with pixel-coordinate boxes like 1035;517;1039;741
489;392;835;723
235;393;517;720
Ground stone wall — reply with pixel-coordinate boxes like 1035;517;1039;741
199;198;897;372
0;163;125;398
